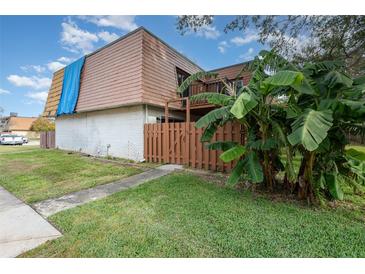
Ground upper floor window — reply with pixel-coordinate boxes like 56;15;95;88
176;68;190;86
176;68;190;97
236;80;244;91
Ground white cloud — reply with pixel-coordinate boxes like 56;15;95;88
218;41;228;53
31;65;46;74
0;88;10;95
47;61;66;72
239;47;255;61
231;31;259;46
195;25;220;40
57;56;72;63
79;16;138;32
20;65;46;74
264;33;314;59
98;31;119;43
25;91;48;104
61;20;99;54
7;75;51;90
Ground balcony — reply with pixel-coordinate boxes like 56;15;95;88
182;81;222;109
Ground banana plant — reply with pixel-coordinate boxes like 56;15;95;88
177;50;365;203
263;59;365;201
178;50;292;190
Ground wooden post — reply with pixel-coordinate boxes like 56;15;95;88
185;97;190;166
185;97;190;124
163;102;169;163
164;102;169;124
143;124;147;160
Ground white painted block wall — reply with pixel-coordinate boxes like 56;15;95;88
56;106;146;161
55;104;187;161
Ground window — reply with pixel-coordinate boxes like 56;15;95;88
236;80;244;90
176;68;190;97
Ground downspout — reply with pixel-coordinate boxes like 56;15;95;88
145;104;149;123
142;104;149;162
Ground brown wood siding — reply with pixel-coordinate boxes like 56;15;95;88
141;31;202;109
75;30;144;112
42;28;251;117
42;69;64;117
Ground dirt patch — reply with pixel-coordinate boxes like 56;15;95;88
1;160;44;173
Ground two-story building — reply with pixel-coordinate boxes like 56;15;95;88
43;27;251;161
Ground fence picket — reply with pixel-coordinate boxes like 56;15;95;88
40;131;55;149
144;122;244;173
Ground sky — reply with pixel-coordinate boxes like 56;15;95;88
0;15;266;117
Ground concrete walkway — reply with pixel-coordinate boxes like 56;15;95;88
33;164;182;217
0;187;61;258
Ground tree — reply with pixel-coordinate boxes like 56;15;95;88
178;50;365;203
30;117;55;132
176;16;365;75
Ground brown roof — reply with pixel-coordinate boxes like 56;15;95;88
7;117;37;131
42;69;64;117
209;62;251;81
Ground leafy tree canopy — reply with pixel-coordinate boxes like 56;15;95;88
176;16;365;75
30;117;55;132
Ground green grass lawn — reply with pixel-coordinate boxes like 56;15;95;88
22;172;365;258
0;147;141;203
0;145;39;153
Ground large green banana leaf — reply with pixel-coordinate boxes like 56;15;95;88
264;70;316;95
200;123;217;142
219;145;246;162
206;141;238;151
195;106;231;128
324;173;344;200
287;109;333;151
227;158;245;185
324;70;353;89
230;92;258;119
190;92;233;106
243;151;264;183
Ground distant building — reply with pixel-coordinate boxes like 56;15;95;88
0;115;39;138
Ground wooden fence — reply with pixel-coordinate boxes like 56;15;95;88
347;132;365;145
40;131;55;149
144;122;245;172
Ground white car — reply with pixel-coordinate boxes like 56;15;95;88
0;134;24;145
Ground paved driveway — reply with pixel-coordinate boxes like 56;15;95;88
0;187;61;257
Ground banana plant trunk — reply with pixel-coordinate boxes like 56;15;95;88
260;122;275;191
297;151;316;203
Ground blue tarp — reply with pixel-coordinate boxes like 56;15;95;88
57;56;85;116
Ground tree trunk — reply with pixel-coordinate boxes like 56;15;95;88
297;151;316;203
259;122;275;191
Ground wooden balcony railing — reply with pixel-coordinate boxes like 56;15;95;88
183;81;222;108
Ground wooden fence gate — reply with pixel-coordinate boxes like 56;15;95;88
144;122;245;172
40;131;55;149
